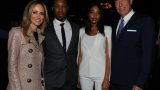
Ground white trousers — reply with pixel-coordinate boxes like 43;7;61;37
80;76;104;90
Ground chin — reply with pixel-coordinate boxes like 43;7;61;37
91;22;97;24
36;23;42;26
58;18;65;22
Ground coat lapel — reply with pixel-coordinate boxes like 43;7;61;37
27;27;43;48
30;36;39;47
38;32;45;46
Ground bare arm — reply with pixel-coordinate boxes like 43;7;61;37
102;38;110;90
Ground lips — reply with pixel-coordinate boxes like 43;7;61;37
57;13;64;17
91;18;98;21
35;19;41;22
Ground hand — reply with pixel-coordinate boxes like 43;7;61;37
132;85;143;90
77;77;81;89
41;78;45;90
102;80;109;90
156;39;160;45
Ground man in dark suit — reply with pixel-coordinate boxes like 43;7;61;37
110;0;155;90
43;0;79;90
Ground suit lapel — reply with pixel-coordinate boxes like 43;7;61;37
49;22;64;48
66;22;74;53
116;13;137;39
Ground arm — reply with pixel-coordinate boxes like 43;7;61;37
8;28;22;90
102;38;110;90
135;16;155;89
104;26;112;59
77;40;82;89
77;28;83;88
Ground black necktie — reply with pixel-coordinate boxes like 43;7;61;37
117;18;124;37
60;23;66;51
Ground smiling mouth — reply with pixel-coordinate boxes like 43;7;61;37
92;19;98;21
35;20;41;22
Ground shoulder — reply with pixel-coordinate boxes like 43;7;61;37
104;25;112;33
9;26;22;37
79;27;85;37
68;21;80;35
69;21;80;29
104;25;112;38
80;27;85;33
80;27;85;31
8;27;23;44
104;25;112;30
134;12;154;21
133;12;155;28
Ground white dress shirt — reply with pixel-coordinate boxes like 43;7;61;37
53;18;72;51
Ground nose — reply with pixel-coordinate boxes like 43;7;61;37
37;13;43;18
58;6;63;12
117;2;121;7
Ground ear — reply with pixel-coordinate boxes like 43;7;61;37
130;0;133;5
66;5;69;11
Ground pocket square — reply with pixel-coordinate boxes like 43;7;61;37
127;29;137;32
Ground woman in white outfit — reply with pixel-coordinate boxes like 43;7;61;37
77;2;112;90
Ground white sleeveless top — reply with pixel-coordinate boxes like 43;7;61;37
79;26;112;77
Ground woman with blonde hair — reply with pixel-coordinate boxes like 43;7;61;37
7;0;49;90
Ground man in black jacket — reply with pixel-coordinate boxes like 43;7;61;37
43;0;79;90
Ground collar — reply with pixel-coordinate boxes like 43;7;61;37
26;26;44;45
26;26;34;36
53;18;68;26
122;10;135;25
26;26;42;36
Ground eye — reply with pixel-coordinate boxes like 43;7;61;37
39;12;45;15
32;11;45;16
89;10;94;14
32;11;38;14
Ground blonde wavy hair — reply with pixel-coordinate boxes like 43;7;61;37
21;0;49;40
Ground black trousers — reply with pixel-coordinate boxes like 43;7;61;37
109;82;133;90
45;82;77;90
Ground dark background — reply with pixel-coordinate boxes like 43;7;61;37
0;0;159;30
0;0;160;89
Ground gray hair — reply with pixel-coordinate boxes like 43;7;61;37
114;0;133;4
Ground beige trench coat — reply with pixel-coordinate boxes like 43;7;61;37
7;27;44;90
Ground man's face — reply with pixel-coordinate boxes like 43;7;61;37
53;0;68;21
115;0;132;17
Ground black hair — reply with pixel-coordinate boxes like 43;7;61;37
85;1;105;36
52;0;68;7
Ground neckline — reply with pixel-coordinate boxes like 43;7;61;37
85;33;97;37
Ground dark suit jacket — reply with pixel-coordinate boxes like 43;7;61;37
43;20;79;88
111;12;155;89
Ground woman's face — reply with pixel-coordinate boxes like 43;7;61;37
89;5;100;25
30;4;45;29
